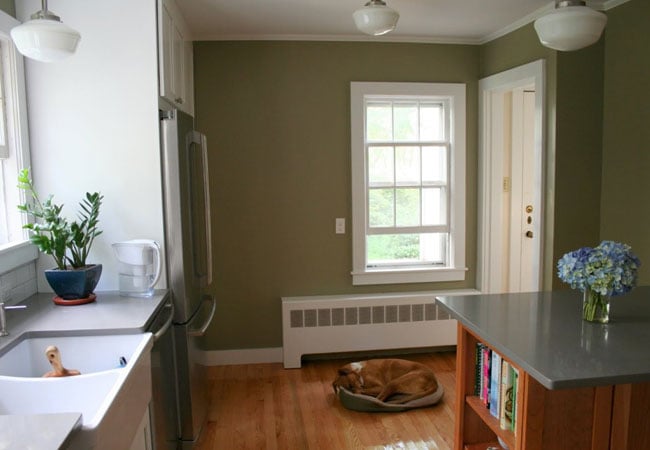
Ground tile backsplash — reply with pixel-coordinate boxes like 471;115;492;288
0;262;37;305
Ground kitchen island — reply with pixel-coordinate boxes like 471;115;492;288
436;288;650;450
0;290;169;450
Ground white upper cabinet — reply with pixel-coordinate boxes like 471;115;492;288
158;0;194;115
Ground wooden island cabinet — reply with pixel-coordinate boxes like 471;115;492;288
436;289;650;450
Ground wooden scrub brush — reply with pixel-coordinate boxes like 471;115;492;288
43;345;81;377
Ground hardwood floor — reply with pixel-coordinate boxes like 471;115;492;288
196;351;456;450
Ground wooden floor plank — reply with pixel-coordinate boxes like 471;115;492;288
196;351;456;450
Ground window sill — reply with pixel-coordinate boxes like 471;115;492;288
351;266;468;285
0;241;38;275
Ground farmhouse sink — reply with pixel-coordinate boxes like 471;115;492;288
0;333;153;449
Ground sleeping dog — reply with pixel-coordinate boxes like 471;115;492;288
332;358;439;404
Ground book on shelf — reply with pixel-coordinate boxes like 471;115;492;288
474;342;484;396
511;365;519;433
481;345;491;407
489;350;501;418
499;359;514;431
474;343;489;405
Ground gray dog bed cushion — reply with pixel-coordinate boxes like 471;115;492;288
337;383;444;412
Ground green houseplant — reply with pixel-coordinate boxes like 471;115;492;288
17;169;104;302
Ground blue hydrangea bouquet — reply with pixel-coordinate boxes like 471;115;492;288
557;241;641;323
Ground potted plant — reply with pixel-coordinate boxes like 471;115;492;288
17;169;104;304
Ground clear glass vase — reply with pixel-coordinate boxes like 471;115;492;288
582;288;610;323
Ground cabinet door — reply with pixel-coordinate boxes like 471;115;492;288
159;1;177;104
182;39;194;115
128;406;153;450
171;20;184;105
158;0;193;115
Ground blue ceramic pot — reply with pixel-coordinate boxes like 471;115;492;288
44;264;103;300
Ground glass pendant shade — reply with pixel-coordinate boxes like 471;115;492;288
353;0;399;36
11;2;81;63
534;4;607;51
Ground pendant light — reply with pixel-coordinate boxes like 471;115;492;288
11;0;81;63
534;0;607;52
353;0;400;36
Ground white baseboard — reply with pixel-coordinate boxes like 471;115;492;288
199;347;283;366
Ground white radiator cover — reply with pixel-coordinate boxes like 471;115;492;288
281;290;477;368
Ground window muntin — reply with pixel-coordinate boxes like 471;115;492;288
351;82;466;285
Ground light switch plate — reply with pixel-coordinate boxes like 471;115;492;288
335;218;345;234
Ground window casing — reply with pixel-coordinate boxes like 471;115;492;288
0;10;36;273
351;82;466;285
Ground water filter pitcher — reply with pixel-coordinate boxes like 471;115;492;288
112;239;162;297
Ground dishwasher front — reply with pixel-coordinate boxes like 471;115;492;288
148;299;179;450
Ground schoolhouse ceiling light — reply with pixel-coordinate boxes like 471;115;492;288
534;0;607;52
11;0;81;62
353;0;400;36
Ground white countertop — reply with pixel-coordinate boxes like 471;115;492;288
0;290;169;450
0;414;82;450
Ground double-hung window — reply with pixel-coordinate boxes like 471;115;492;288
350;82;466;285
0;10;36;273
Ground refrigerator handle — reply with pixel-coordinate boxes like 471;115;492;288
152;302;174;342
189;131;213;286
187;295;216;337
201;134;213;286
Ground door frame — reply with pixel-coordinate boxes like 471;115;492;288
477;60;546;294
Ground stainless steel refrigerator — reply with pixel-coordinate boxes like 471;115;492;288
158;108;216;449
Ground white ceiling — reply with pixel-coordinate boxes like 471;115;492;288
176;0;617;45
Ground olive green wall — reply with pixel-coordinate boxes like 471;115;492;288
601;0;650;283
194;41;479;350
0;0;14;17
479;24;605;289
553;43;604;281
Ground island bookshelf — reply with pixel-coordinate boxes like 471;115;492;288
452;323;649;450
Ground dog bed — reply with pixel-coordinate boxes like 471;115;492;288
337;383;444;412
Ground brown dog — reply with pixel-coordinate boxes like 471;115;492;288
332;358;439;404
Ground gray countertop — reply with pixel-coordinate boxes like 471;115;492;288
0;290;169;450
436;287;650;390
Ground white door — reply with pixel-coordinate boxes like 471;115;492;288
508;89;537;292
477;60;545;294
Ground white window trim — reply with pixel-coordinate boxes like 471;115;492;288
0;10;35;272
350;82;466;285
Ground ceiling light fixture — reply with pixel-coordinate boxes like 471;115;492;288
534;0;607;52
10;0;81;63
353;0;399;36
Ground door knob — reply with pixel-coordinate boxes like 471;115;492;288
525;231;533;238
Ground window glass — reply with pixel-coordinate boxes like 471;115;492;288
366;103;392;141
367;232;445;265
422;146;446;184
393;103;418;141
419;103;444;141
422;187;445;226
368;146;394;186
368;188;394;227
395;188;420;227
395;146;419;186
